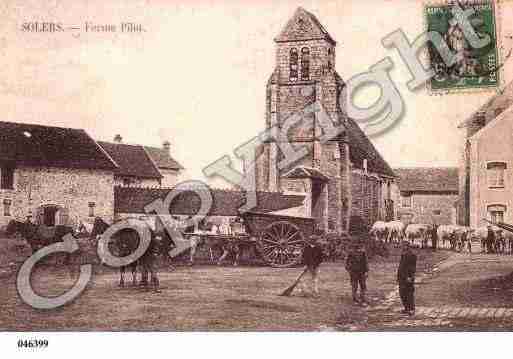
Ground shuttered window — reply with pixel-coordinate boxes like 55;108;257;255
0;166;14;189
401;194;412;207
487;162;506;188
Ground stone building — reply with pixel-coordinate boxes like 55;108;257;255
0;121;118;228
98;135;183;188
458;81;513;228
393;167;459;225
251;8;395;233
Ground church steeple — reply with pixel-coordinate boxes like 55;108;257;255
274;7;336;84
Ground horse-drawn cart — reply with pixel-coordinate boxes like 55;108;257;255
182;211;316;268
241;211;316;268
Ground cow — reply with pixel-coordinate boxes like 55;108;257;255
437;225;471;251
369;221;388;242
405;224;430;248
386;220;405;243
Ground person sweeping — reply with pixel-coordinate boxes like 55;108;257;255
280;232;325;297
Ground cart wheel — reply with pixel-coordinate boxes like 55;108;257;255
257;221;305;268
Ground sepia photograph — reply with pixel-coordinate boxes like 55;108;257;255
1;0;513;357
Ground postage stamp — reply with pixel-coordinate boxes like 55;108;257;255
425;1;500;92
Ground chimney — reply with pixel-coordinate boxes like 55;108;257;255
163;140;171;155
114;134;123;143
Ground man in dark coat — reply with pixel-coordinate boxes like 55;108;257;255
345;243;369;304
299;233;325;296
431;224;438;250
397;241;417;315
486;225;495;254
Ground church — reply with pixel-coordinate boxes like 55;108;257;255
251;8;396;234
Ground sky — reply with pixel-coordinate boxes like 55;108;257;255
2;0;513;186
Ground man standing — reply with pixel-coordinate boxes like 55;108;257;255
431;224;438;251
345;243;369;304
486;225;495;254
397;241;417;316
299;233;325;296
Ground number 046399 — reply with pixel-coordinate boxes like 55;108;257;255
17;339;48;349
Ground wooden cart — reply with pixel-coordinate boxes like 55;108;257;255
241;211;316;268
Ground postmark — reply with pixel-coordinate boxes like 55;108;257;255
425;1;500;92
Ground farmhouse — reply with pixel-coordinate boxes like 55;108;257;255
393;167;459;225
251;8;396;233
458;81;513;228
98;135;184;188
0;121;117;228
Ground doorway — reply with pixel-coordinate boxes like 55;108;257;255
42;205;59;226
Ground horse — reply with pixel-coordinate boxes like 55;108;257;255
91;217;172;291
5;220;77;265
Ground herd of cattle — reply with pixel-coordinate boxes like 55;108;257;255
369;220;513;254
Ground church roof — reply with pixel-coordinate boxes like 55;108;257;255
275;7;336;45
0;121;118;171
346;118;395;178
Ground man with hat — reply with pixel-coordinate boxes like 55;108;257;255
345;242;369;304
397;241;417;316
299;230;325;296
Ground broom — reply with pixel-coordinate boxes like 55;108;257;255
279;267;309;296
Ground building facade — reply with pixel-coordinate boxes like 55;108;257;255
0;121;117;228
458;81;513;228
393;167;459;225
251;8;395;233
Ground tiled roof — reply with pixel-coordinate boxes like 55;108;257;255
394;167;459;193
0;121;117;171
275;7;336;45
284;166;329;182
458;81;513;130
143;146;184;170
346;118;395;177
114;186;305;216
98;141;162;179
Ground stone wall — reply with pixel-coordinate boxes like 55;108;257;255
0;165;115;228
350;171;383;228
395;192;458;225
114;176;161;188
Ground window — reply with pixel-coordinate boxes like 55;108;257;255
433;209;441;215
88;202;95;217
401;194;412;207
289;48;298;81
487;162;506;188
3;199;11;216
488;204;506;224
0;166;14;189
300;47;310;80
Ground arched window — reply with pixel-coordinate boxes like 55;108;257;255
301;47;310;80
289;48;298;81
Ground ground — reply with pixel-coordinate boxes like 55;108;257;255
1;236;512;331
